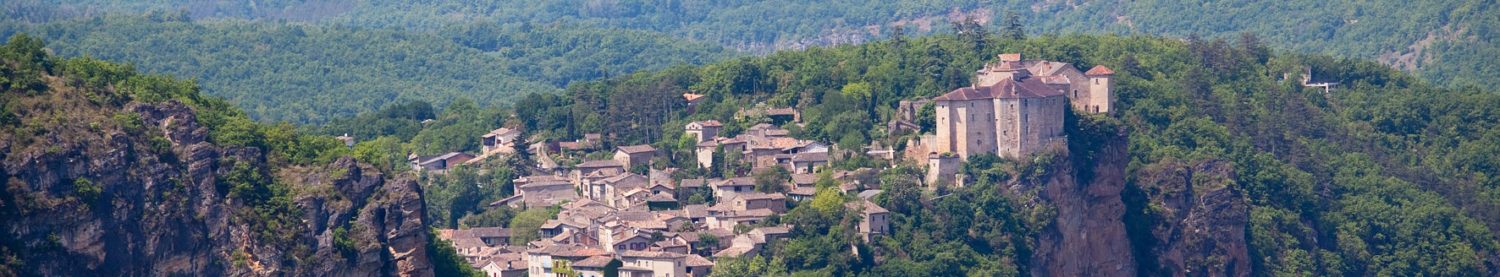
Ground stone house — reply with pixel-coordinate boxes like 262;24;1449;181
482;127;522;154
409;152;475;173
684;120;722;143
712;192;788;214
789;152;828;174
572;160;625;186
613;144;658;169
846;200;890;241
710;177;756;200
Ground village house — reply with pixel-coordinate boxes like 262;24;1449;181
613;144;657;169
335;133;355;148
525;244;607;277
683;93;706;113
444;227;513;247
558;133;604;152
479;254;528;277
789;152;828;174
684;120;723;143
846;200;890;241
482;127;522;154
712;192;788;214
710;177;756;200
572;160;626;186
409;152;475;173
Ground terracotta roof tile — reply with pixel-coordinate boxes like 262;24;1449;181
1085;65;1115;76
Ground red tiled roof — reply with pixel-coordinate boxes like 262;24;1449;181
1085;65;1115;76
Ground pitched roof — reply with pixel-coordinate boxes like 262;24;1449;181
683;93;705;102
714;177;755;187
621;250;688;259
616;144;657;154
846;200;889;214
646;192;677;202
932;77;1064;101
1085;65;1115;76
576;160;624;169
419;152;474;165
679;178;711;188
686;254;715;267
689;120;723;128
571;255;616;268
790;173;818;186
765;108;797;116
483;127;521;138
791;152;828;163
468;227;511;238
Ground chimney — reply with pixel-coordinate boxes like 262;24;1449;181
999;53;1022;62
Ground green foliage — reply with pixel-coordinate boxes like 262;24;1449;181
71;178;101;203
0;33;51;93
5;16;560;123
423;166;513;228
508;208;559;245
427;229;483;277
460;206;518;228
331;226;356;259
753;166;791;193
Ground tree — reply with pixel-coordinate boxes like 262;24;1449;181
509;208;557;244
1001;12;1026;40
753;166;791;193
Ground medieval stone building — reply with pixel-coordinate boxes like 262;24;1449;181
932;53;1114;159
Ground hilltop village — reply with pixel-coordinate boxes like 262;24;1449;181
418;53;1114;277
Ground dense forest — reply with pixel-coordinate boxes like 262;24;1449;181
5;0;1500;275
0;13;731;123
9;0;1496;89
320;25;1500;274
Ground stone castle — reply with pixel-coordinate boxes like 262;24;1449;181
932;53;1114;160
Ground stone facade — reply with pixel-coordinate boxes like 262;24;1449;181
931;54;1113;160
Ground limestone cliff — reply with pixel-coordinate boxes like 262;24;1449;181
0;83;433;276
1019;128;1137;276
1132;159;1251;277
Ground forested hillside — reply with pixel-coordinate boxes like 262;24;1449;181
382;29;1495;274
16;0;1496;88
0;13;732;123
0;34;495;276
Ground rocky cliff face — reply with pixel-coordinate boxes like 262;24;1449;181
0;94;433;276
1022;131;1137;276
1133;159;1251;277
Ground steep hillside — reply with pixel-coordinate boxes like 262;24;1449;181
11;0;1493;89
0;35;436;276
486;30;1500;275
0;15;732;124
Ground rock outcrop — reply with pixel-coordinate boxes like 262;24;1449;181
1135;159;1251;277
1023;130;1137;276
0;95;434;276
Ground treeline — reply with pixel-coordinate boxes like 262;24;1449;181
0;14;734;124
14;0;1496;89
477;28;1500;274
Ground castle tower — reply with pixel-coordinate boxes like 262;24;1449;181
926;153;960;188
1084;65;1115;114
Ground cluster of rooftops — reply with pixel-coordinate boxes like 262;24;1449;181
405;53;1118;277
